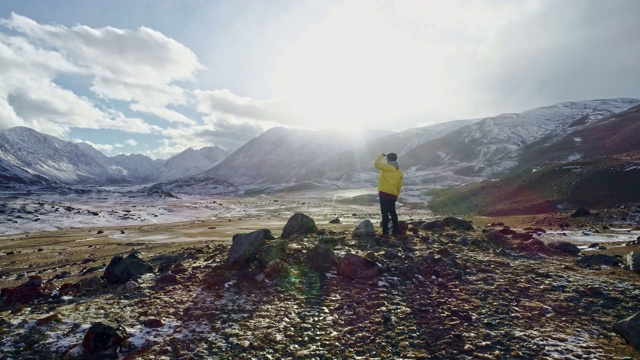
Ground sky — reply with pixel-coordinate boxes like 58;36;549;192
0;0;639;159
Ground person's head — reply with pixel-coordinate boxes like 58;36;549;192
386;153;397;162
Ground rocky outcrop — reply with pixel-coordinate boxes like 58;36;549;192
613;312;640;349
0;276;49;305
225;229;271;269
443;217;474;231
352;220;375;238
338;253;379;279
576;254;621;268
281;213;317;238
421;217;474;231
103;252;153;284
547;241;581;255
571;207;591;218
82;321;128;357
305;244;336;273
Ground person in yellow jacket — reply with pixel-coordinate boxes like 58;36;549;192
374;152;403;236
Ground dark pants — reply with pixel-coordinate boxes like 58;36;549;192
380;198;398;235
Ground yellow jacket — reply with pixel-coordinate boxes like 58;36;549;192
374;154;403;197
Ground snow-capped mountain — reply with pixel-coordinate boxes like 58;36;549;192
516;103;640;170
111;153;164;182
160;146;229;181
0;127;130;185
0;127;231;186
2;98;639;192
401;98;640;177
200;127;393;187
305;118;480;185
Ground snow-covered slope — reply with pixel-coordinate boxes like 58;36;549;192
111;153;164;182
202;127;377;186
0;127;129;185
160;146;229;181
402;98;640;177
305;118;480;185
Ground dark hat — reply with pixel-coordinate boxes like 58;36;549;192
386;153;397;161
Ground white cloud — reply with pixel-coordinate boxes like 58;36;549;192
156;115;267;158
0;13;202;132
125;139;138;146
194;89;293;124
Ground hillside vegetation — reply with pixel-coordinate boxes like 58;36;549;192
428;152;640;216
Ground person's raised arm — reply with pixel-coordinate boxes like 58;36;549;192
374;153;386;171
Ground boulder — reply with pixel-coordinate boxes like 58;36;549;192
421;219;444;231
517;239;549;254
257;241;287;266
338;253;379;279
352;220;376;238
571;207;591;218
547;241;581;255
397;220;409;235
329;217;341;224
225;229;271;270
576;254;621;267
613;312;640;349
82;321;128;356
484;231;510;247
282;213;318;238
626;252;640;273
305;244;337;273
264;259;289;279
103;252;153;284
0;276;47;305
156;273;180;286
443;217;474;231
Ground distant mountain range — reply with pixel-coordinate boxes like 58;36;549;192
203;98;640;190
0;126;229;187
2;98;640;203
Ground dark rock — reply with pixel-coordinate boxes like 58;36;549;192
1;276;47;305
142;318;164;328
264;259;289;279
421;219;444;231
352;220;375;238
397;220;409;235
305;245;336;273
103;252;153;284
47;271;71;283
485;231;510;247
571;207;591;218
626;252;640;273
257;241;287;266
613;312;640;349
443;217;474;231
329;217;341;224
517;239;549;254
338;253;379;279
156;272;180;285
498;227;517;236
82;265;105;275
225;229;271;270
82;321;128;357
171;263;189;274
548;241;581;255
576;254;621;267
281;213;318;238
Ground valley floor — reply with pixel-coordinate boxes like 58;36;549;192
1;191;640;359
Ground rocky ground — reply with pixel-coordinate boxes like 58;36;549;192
1;197;640;359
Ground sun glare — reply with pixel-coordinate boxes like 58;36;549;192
272;1;445;131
